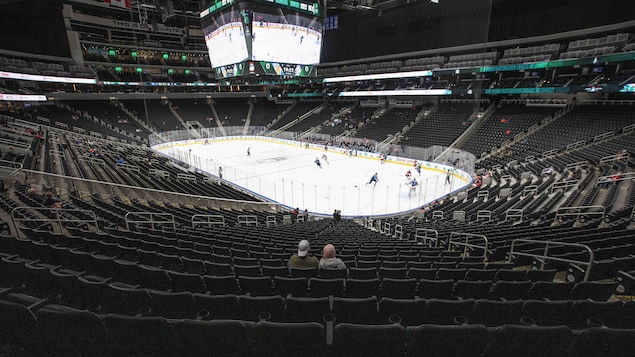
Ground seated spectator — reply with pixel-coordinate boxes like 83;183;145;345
542;166;554;176
609;171;623;186
42;191;57;206
27;187;43;203
563;171;576;182
288;240;319;271
319;244;346;270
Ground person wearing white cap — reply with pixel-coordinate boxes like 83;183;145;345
288;239;319;271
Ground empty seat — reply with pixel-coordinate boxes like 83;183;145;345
332;296;378;324
167;270;205;293
332;323;406;357
528;281;574;300
378;297;428;326
378;267;407;279
149;290;198;319
290;267;318;279
239;276;274;296
240;295;286;322
469;299;524;327
525;269;557;282
203;275;239;295
422;298;475;325
406;324;489;357
435;268;467;281
381;278;417;299
522;299;573;326
349;267;378;279
494;269;527;281
319;268;348;279
407;267;437;280
254;320;327;357
310;277;345;297
36;305;108;355
346;278;380;298
285;296;331;323
174;319;256;357
569;281;618;301
453;280;493;300
564;327;635;357
102;314;181;356
233;264;262;278
416;279;455;299
490;280;532;300
464;268;497;281
567;300;624;329
485;324;575;357
274;276;308;297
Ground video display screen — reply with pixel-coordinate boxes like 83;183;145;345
251;10;322;65
201;0;324;72
202;8;249;68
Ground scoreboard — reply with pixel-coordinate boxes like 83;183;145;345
201;0;325;79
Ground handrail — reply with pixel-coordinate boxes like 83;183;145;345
0;159;23;177
509;238;594;282
555;205;605;222
266;215;277;227
448;232;489;258
599;152;629;165
11;206;98;239
124;211;175;231
476;210;492;221
550;180;578;193
192;214;226;227
237;215;259;226
505;208;523;222
414;228;439;247
596;172;635;186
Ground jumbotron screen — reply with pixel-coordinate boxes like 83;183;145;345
202;8;249;68
251;9;322;64
201;0;324;77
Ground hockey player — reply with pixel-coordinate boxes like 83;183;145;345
366;173;379;186
409;179;419;197
321;154;329;164
314;157;322;169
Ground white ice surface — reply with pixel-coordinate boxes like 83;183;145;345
156;139;470;217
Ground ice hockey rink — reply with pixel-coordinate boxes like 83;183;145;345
153;137;471;217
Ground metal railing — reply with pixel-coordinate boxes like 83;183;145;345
414;228;439;247
509;238;594;282
191;214;226;228
11;206;99;239
505;208;524;222
555;205;605;222
448;232;489;258
237;215;259;226
124;211;175;231
0;159;23;177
